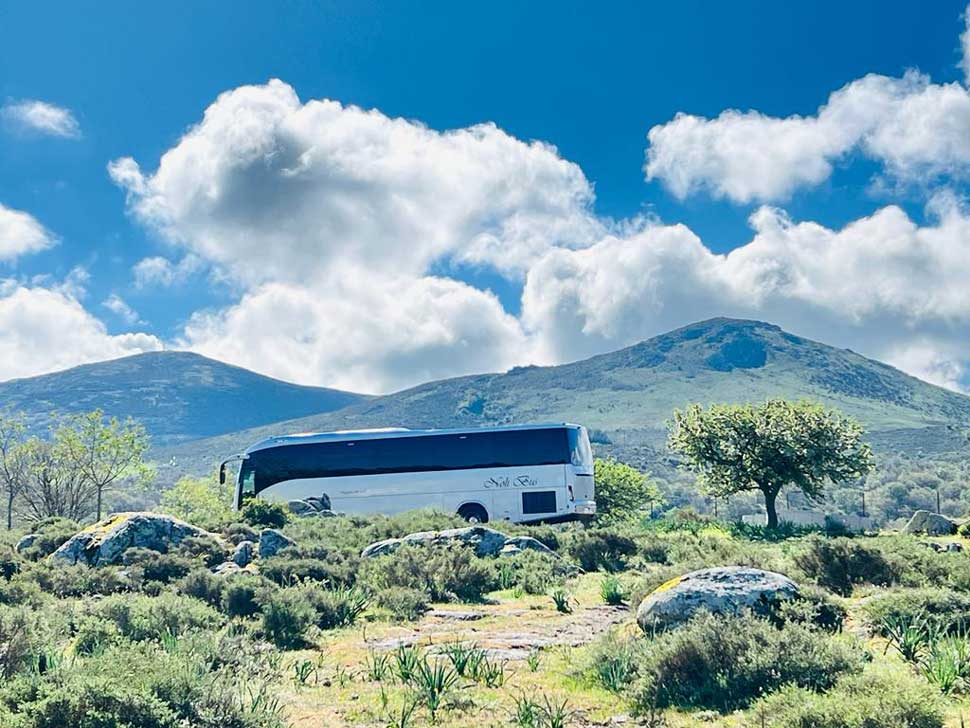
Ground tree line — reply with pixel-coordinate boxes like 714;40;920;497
0;410;150;528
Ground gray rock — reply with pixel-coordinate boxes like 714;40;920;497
636;566;799;632
51;512;214;567
214;561;242;575
904;510;957;536
287;494;334;518
258;528;296;559
947;542;964;553
14;533;38;554
232;540;255;566
500;536;558;558
361;526;514;559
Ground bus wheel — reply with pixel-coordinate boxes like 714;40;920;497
458;503;489;524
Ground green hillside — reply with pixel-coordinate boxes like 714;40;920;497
158;318;970;478
0;351;367;445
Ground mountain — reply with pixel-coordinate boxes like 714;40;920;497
0;351;367;445
156;318;970;478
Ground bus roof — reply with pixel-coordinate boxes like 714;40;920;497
244;423;583;454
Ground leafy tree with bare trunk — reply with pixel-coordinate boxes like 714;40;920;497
668;399;874;529
53;410;152;520
0;412;29;529
18;439;95;522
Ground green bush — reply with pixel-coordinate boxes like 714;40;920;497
18;518;79;560
0;603;68;678
563;529;638;572
776;584;848;632
22;563;129;599
224;575;273;619
359;543;495;603
258;556;356;588
0;638;286;728
222;523;259;545
862;588;970;635
175;534;229;568
122;548;194;585
0;550;21;581
301;584;369;629
72;617;123;656
257;587;316;648
792;536;896;596
176;568;226;608
753;666;944;728
627;613;864;712
494;550;569;595
240;500;288;529
375;586;429;621
92;592;223;642
593;458;662;525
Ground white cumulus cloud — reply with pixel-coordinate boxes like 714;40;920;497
645;71;970;203
1;100;80;139
101;294;142;325
0;285;162;381
0;204;57;263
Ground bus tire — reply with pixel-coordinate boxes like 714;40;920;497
457;503;489;524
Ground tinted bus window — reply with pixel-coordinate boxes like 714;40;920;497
245;428;570;494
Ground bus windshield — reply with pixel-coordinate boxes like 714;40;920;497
568;427;593;473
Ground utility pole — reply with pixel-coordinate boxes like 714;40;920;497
861;490;866;518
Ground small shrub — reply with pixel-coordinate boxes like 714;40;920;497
72;617;123;656
359;543;494;603
18;518;78;560
792;536;896;596
176;568;225;608
302;584;369;629
258;587;316;648
776;585;848;633
0;550;21;581
259;556;357;588
224;574;274;619
93;592;223;642
863;588;970;635
495;550;569;595
20;563;128;599
175;534;229;568
563;529;637;572
753;666;944;728
122;548;194;585
628;613;864;712
376;586;429;621
222;522;259;545
241;500;289;529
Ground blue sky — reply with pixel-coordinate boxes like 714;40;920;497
2;1;970;393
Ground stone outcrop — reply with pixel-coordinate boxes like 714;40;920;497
636;566;799;632
14;533;38;554
903;510;957;536
288;496;336;518
258;528;296;559
51;512;213;567
232;540;255;566
361;526;558;560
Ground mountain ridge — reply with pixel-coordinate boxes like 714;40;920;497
151;318;970;478
0;350;368;445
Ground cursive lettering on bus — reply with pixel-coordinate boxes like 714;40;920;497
483;475;539;489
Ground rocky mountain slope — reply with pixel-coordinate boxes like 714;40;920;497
154;318;970;478
0;351;367;445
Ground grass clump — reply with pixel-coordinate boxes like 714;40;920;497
374;586;428;621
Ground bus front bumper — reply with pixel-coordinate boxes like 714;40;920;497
572;500;596;516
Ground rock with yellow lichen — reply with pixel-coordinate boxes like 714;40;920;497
50;512;214;566
636;566;799;632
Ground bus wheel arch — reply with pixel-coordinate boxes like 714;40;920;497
457;502;489;524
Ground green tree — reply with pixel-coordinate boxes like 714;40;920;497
0;412;29;530
55;410;152;520
593;457;663;524
159;475;234;529
668;400;874;529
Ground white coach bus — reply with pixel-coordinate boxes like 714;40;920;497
221;424;595;524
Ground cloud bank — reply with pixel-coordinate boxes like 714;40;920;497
1;100;81;139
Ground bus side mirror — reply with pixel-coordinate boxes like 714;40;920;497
219;462;226;485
